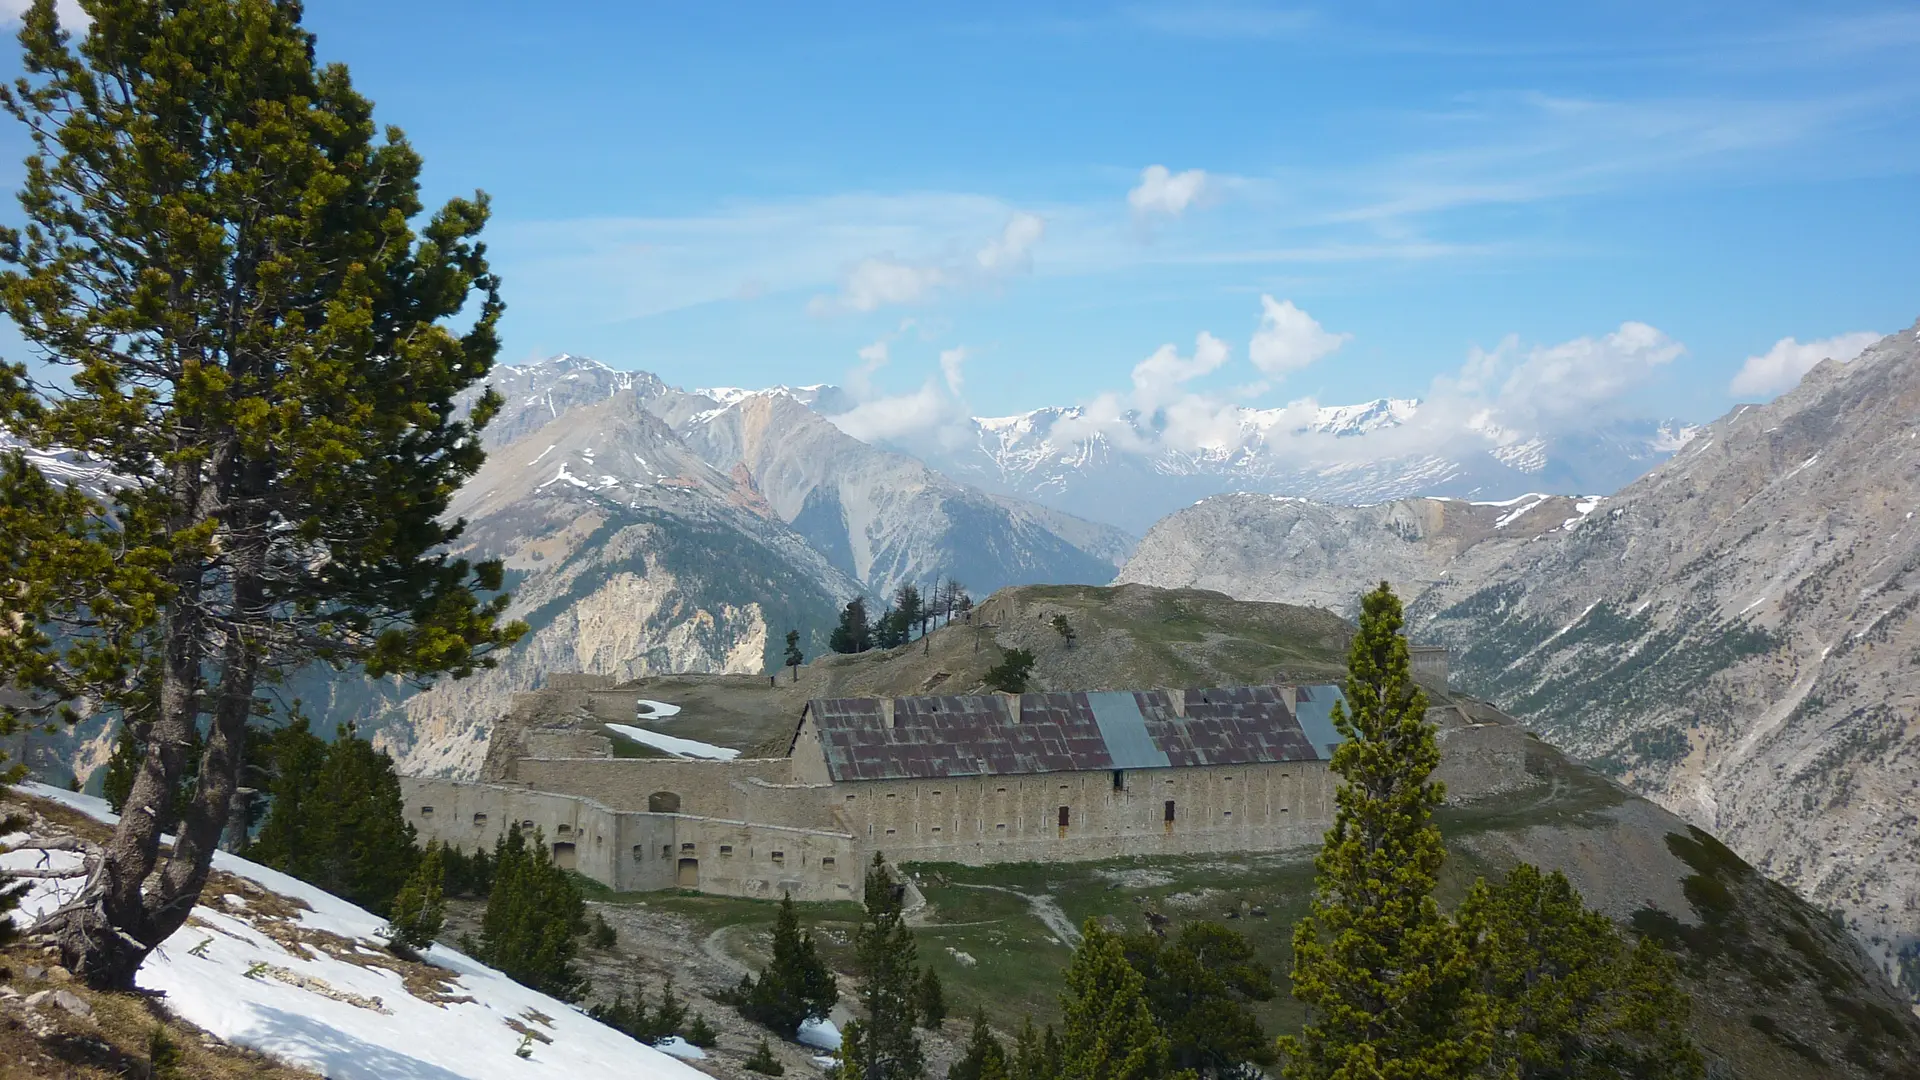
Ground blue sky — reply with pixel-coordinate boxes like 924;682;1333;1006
2;1;1917;432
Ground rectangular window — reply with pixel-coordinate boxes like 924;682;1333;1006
556;824;571;836
1112;770;1126;791
846;794;857;801
771;851;785;864
1164;800;1176;823
931;826;942;833
1058;806;1070;828
996;787;1007;794
419;806;434;817
472;812;487;826
661;844;672;859
719;845;734;856
632;845;646;861
821;857;836;869
886;828;897;834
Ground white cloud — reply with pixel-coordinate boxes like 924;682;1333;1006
1130;332;1231;403
1729;330;1880;397
1128;165;1210;218
828;382;958;444
976;213;1045;273
938;347;968;395
1490;321;1684;424
1249;296;1348;377
810;212;1047;315
847;339;891;397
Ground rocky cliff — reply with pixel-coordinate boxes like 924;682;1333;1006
1117;492;1602;617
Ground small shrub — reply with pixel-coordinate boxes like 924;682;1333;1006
744;1038;786;1076
591;912;617;950
685;1013;719;1049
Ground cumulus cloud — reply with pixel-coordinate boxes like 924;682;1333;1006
1249;296;1348;377
976;213;1045;273
810;212;1046;315
1128;165;1210;219
828;382;958;444
1131;332;1231;402
847;339;891;397
939;347;968;395
1488;321;1684;425
1729;330;1880;397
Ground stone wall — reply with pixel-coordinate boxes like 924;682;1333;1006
836;760;1337;866
401;777;862;902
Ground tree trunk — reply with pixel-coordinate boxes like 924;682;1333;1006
38;448;212;988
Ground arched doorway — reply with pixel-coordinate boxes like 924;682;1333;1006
649;791;682;813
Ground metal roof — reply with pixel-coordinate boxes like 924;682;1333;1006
802;685;1344;783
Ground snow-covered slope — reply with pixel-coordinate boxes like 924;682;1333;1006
905;401;1692;534
5;784;707;1080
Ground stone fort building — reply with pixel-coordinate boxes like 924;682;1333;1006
403;654;1521;903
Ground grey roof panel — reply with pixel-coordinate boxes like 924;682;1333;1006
1292;684;1349;760
1085;691;1172;770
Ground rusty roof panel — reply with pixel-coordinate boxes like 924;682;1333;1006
805;684;1341;782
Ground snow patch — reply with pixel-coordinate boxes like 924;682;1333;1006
635;699;682;718
605;723;739;761
798;1018;843;1051
528;444;556;466
9;785;709;1080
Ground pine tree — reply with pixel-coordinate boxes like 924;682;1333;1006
983;649;1036;694
685;1013;720;1049
746;1038;788;1076
742;892;840;1037
102;721;141;813
479;823;588;1001
831;598;874;654
252;722;418;916
1057;918;1169;1080
385;841;446;954
1458;864;1703;1079
0;768;23;949
1121;922;1275;1080
1050;615;1077;649
839;854;924;1080
1009;1017;1053;1080
916;966;947;1029
1280;581;1474;1080
950;1010;1010;1080
0;0;523;989
785;630;806;682
893;585;925;640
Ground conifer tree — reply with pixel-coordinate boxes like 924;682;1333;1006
1057;918;1169;1080
785;631;806;682
831;599;874;654
479;823;587;1001
1121;922;1275;1080
950;1010;1010;1080
741;892;839;1037
0;768;23;948
839;854;924;1080
1280;581;1474;1080
251;722;417;915
102;716;201;829
0;0;522;989
746;1038;787;1076
916;966;947;1029
983;649;1036;694
1008;1017;1055;1080
385;840;446;954
893;584;925;640
1458;864;1703;1078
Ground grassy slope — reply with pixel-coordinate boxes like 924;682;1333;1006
572;583;1920;1080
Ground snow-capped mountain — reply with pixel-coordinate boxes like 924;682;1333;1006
900;399;1695;534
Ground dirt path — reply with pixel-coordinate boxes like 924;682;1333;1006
701;924;752;981
948;884;1082;947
